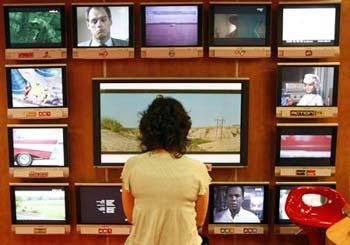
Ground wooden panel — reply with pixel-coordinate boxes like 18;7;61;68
0;0;349;245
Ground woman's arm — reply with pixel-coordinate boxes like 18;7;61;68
195;193;209;228
122;188;135;224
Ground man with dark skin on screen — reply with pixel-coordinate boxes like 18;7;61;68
214;186;260;223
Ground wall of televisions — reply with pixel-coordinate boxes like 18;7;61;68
0;0;349;245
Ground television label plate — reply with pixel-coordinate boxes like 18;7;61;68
278;47;339;58
73;48;134;59
6;48;67;60
8;108;68;119
77;225;131;235
275;166;335;177
141;47;203;59
209;47;271;58
276;107;338;118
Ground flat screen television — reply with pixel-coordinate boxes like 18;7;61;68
4;4;66;60
6;64;68;119
8;125;68;168
208;182;269;234
10;184;70;224
72;3;134;59
93;78;249;167
277;1;341;58
276;124;337;167
276;63;339;118
209;2;271;58
75;183;130;234
275;182;336;227
76;184;129;225
140;3;203;58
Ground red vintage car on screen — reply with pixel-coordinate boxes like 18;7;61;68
13;139;59;166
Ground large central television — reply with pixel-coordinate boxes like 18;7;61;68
8;124;69;178
141;3;203;58
10;183;70;234
208;182;269;235
76;183;130;234
93;78;249;167
209;2;271;58
276;62;339;118
72;3;134;59
6;64;68;119
4;4;66;60
277;1;341;58
274;181;336;234
275;123;337;177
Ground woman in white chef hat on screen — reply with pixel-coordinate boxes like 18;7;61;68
297;74;324;106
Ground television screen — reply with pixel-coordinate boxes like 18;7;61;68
77;185;128;224
209;184;268;224
4;5;66;48
276;125;337;166
279;4;340;46
6;65;67;108
73;5;133;48
93;79;248;166
8;126;68;167
210;4;270;46
10;185;69;224
142;4;202;47
275;183;335;224
277;64;339;107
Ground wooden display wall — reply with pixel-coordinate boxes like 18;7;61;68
1;0;349;244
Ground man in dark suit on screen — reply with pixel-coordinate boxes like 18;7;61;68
78;6;128;47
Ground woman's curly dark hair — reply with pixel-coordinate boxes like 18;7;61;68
139;96;192;158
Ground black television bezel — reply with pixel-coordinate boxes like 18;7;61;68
209;3;271;47
277;3;341;47
76;184;129;225
92;78;249;167
208;183;269;225
141;3;203;48
275;125;337;167
6;64;68;109
72;3;134;49
10;185;70;224
274;183;336;225
276;63;339;107
4;4;66;49
8;126;69;168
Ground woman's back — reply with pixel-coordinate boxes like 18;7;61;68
122;151;210;245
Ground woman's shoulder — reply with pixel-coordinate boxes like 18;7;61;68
180;155;206;169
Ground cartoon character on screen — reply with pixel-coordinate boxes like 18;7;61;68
78;6;128;47
297;74;324;106
23;81;49;105
214;186;260;223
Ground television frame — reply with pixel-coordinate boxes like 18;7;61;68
8;124;69;178
209;2;272;58
140;2;203;58
93;77;249;168
274;181;336;234
4;3;67;60
275;123;337;177
10;183;70;235
72;3;135;59
276;62;339;118
6;64;68;119
75;183;131;235
277;1;341;58
208;182;269;235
